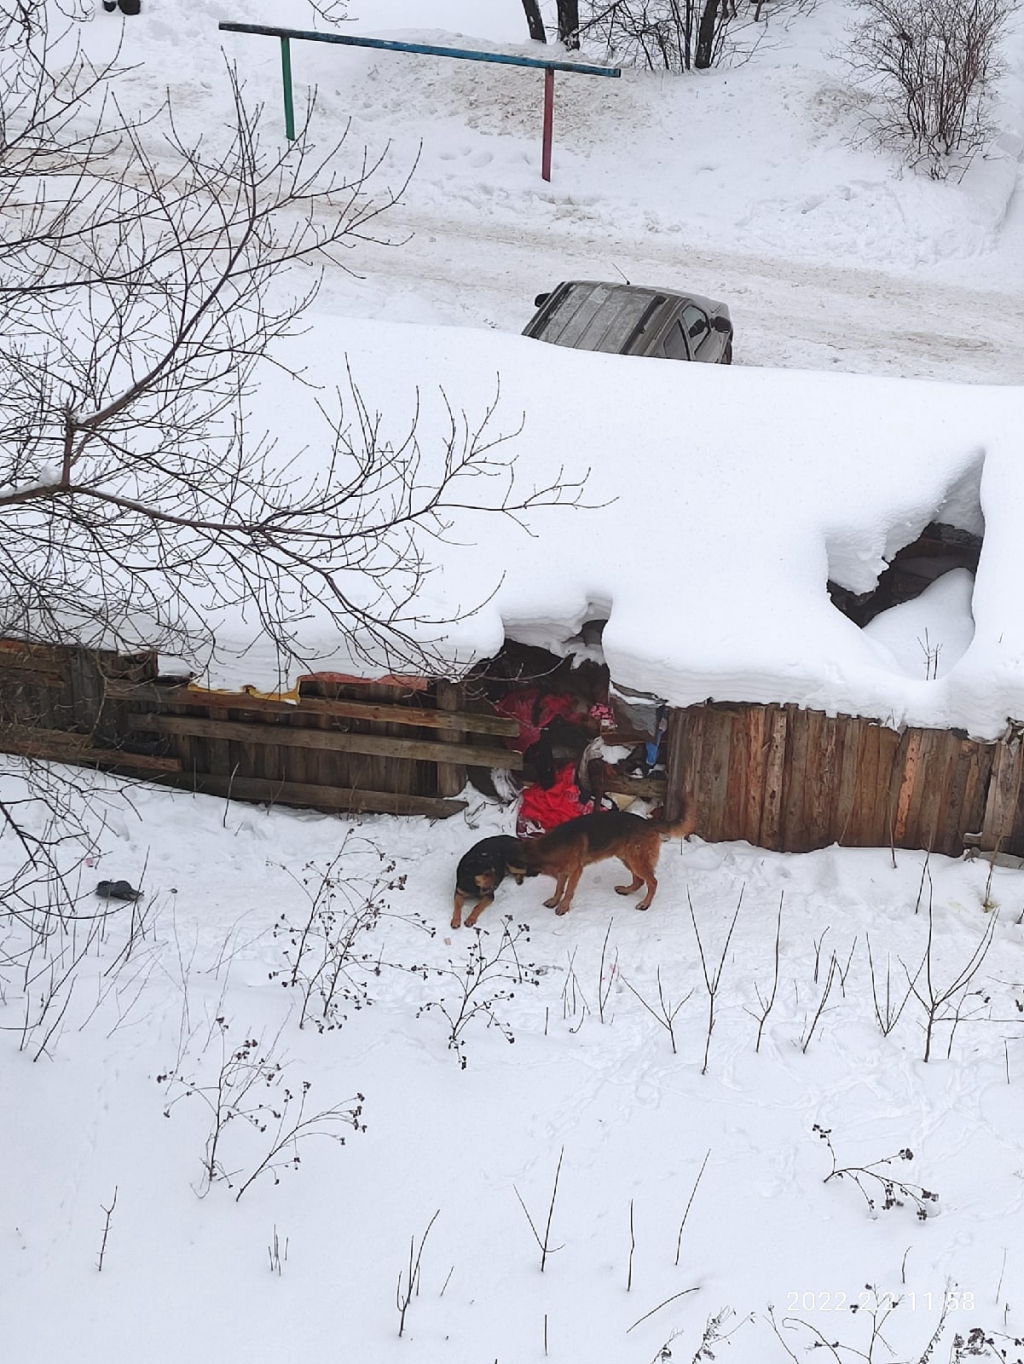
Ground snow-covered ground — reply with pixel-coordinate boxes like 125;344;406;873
91;0;1024;382
4;4;1024;1362
2;770;1023;1363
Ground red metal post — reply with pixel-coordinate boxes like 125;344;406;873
542;67;554;182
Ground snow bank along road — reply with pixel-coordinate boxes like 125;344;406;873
317;201;1024;386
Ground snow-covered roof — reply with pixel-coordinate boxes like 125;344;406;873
167;315;1023;743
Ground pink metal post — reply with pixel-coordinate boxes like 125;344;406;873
542;67;554;182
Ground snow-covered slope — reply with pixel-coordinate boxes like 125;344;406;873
43;316;1022;741
1;770;1021;1364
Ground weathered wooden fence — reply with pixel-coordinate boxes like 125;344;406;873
0;642;521;818
5;641;1024;853
664;702;1024;857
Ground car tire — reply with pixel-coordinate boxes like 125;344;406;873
721;339;733;365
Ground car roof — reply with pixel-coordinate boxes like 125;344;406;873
524;280;726;355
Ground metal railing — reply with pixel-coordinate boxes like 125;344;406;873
219;23;620;181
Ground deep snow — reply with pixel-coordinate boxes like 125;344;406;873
28;0;1023;739
1;769;1023;1364
4;4;1024;1363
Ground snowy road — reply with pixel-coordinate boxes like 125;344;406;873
315;200;1024;385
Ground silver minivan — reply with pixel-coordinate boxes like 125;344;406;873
523;280;733;364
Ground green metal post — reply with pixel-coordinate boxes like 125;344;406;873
280;36;296;141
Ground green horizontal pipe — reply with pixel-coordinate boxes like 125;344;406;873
218;23;620;78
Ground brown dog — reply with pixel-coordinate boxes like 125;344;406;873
520;803;695;916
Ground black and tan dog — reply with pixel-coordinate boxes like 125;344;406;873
520;802;695;917
452;835;530;930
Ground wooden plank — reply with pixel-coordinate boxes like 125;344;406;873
806;712;838;850
434;679;467;798
702;707;734;843
663;708;688;823
799;708;825;850
780;704;810;852
912;730;949;853
127;712;523;770
891;728;923;846
68;650;103;735
0;727;181;772
873;724;902;849
105;681;519;737
833;715;861;846
686;707;710;837
936;736;974;858
602;772;668;800
759;705;788;852
845;722;878;847
0;660;65;689
742;706;767;846
962;742;992;845
723;706;749;843
982;737;1023;853
0;640;72;671
181;772;467;818
665;705;706;832
1006;739;1024;858
881;728;911;850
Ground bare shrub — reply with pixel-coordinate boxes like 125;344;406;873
158;1021;365;1199
414;917;541;1069
900;893;997;1061
814;1124;940;1220
395;1210;440;1337
844;0;1019;177
620;966;693;1055
270;839;408;1033
513;1145;565;1272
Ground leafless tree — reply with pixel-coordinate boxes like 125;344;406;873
578;0;815;71
558;0;583;47
844;0;1018;177
521;0;549;41
0;3;583;917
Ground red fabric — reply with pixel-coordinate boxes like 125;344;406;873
517;764;589;837
495;688;577;752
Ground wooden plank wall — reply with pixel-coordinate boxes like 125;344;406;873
665;702;1013;858
0;643;522;819
4;642;1024;849
115;676;522;816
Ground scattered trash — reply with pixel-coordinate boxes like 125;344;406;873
95;880;142;902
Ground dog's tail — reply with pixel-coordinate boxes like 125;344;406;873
649;796;696;841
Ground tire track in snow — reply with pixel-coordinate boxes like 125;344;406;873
316;202;1024;385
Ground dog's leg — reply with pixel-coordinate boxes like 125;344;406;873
451;889;466;930
464;893;494;929
615;862;644;896
634;845;660;911
554;863;585;915
544;873;567;910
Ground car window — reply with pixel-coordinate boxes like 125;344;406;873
682;303;711;352
662;320;689;360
